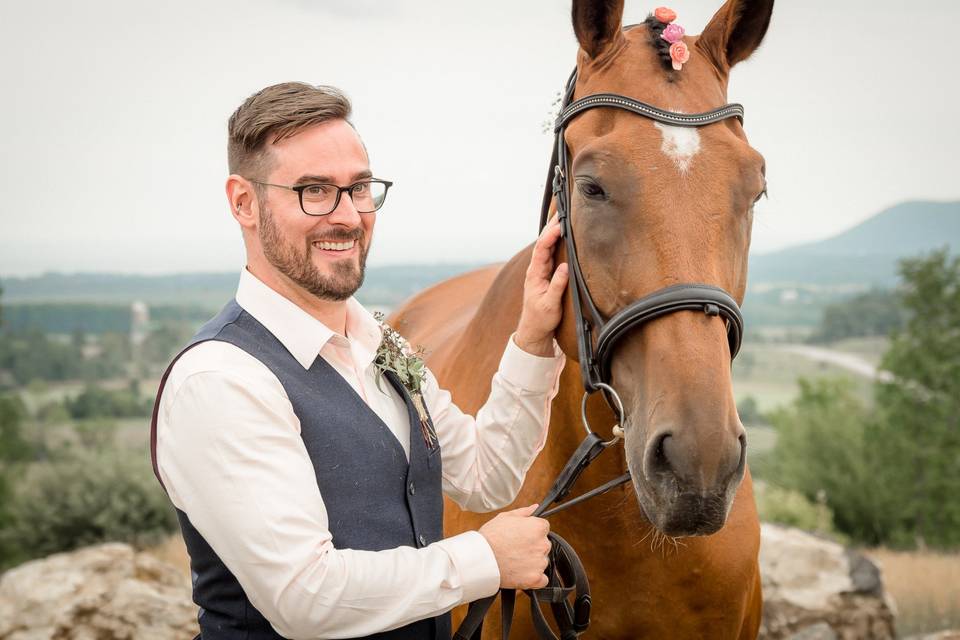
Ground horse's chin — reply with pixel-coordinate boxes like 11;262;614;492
632;479;739;538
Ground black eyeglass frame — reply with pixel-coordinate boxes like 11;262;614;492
249;178;394;216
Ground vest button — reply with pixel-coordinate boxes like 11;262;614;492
419;534;427;546
408;481;416;495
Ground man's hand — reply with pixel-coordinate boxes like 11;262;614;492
478;504;551;590
515;214;568;357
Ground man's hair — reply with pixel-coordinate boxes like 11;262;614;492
227;82;352;178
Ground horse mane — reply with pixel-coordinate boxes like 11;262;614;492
642;14;675;72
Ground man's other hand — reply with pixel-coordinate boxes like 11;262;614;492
478;504;551;590
515;214;568;357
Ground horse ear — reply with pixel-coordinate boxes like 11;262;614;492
572;0;625;59
696;0;774;72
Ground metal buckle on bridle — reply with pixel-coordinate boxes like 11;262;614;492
552;165;564;195
581;381;625;444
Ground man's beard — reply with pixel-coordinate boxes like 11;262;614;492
259;204;368;301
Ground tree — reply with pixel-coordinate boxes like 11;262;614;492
809;288;906;343
0;395;30;463
870;249;960;547
766;378;892;544
768;249;960;548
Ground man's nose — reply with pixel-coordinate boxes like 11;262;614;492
326;190;362;226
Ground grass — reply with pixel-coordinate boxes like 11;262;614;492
865;548;960;637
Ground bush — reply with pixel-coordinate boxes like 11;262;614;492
74;419;120;450
0;394;31;463
766;377;893;545
65;385;151;420
754;481;838;537
736;395;766;426
0;448;177;569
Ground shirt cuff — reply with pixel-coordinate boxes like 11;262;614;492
498;332;565;393
434;531;501;604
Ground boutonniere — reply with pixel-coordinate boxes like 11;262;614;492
372;312;437;450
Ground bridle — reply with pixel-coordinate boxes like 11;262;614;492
542;66;745;420
454;46;748;640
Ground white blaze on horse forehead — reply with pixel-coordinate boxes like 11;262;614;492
652;110;701;174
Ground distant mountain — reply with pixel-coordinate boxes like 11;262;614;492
749;200;960;287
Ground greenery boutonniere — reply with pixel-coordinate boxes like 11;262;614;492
372;312;437;450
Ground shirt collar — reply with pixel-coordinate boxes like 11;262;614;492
234;267;384;370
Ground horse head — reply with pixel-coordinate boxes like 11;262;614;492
555;0;773;536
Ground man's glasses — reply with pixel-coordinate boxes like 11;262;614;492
249;179;393;216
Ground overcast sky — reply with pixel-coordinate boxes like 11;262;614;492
1;0;958;277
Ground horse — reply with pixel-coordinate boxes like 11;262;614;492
388;0;773;637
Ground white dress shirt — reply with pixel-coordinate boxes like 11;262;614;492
155;267;566;639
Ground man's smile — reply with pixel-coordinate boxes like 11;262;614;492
312;238;358;256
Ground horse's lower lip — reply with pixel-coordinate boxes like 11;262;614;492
631;478;732;536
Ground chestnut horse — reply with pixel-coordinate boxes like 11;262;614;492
389;0;773;637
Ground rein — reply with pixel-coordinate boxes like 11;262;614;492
453;58;747;639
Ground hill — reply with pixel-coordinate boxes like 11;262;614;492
0;264;486;309
2;200;957;332
749;200;960;287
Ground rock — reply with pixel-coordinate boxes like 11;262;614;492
0;542;198;640
760;523;896;640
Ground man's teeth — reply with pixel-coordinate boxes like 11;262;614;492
313;240;356;251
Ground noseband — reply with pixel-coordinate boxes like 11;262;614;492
540;67;745;424
455;62;749;640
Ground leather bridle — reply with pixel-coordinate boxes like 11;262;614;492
454;56;749;640
542;66;745;414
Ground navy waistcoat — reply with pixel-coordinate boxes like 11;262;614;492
149;299;450;640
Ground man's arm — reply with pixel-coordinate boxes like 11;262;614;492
426;213;569;512
157;342;500;640
425;332;565;512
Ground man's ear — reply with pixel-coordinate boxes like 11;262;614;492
572;0;625;60
226;175;258;231
696;0;774;73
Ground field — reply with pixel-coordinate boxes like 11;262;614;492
866;548;960;637
732;337;886;413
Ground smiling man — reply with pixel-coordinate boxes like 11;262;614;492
149;81;570;640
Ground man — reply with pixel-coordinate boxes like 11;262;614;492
150;81;570;640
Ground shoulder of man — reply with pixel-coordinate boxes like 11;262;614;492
159;339;288;412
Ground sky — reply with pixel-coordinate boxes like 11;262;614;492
1;0;958;277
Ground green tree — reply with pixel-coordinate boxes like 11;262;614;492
768;249;960;548
810;288;906;343
0;393;31;564
65;385;150;420
0;395;31;463
870;249;960;547
767;378;892;544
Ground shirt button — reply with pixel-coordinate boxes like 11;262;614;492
419;534;427;546
408;481;416;496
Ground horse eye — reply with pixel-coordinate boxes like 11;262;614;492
576;178;607;201
753;184;768;204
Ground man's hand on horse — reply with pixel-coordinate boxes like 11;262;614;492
515;213;568;357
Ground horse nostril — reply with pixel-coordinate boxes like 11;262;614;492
735;432;748;476
645;431;674;478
